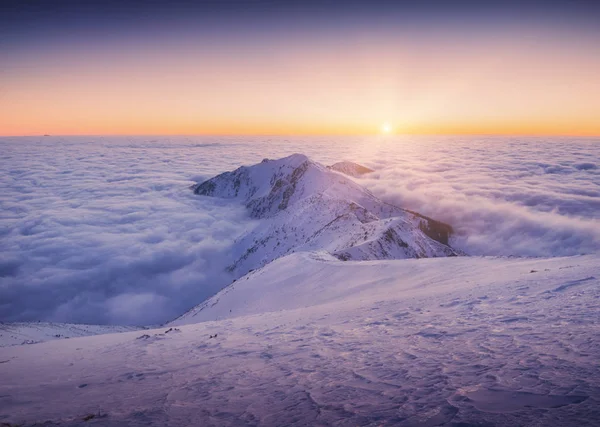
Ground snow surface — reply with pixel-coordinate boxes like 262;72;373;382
0;322;142;347
1;253;599;426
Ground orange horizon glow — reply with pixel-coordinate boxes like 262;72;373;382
2;124;600;138
2;26;599;138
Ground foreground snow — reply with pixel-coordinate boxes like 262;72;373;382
1;253;598;426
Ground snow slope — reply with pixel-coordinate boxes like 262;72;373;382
0;322;142;347
194;154;461;276
1;253;598;426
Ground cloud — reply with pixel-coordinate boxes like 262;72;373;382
353;136;600;257
0;136;253;325
0;135;598;325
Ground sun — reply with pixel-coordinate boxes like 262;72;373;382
381;123;392;134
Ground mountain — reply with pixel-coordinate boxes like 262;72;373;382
193;154;462;276
327;160;374;177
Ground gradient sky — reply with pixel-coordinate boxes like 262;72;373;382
1;0;599;136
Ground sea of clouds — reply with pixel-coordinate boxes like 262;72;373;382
1;136;598;325
357;136;600;257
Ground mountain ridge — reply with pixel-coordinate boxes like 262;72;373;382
193;154;463;277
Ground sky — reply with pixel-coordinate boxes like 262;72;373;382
1;0;599;136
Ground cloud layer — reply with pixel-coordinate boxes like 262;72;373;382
1;135;598;325
0;137;255;325
354;136;600;256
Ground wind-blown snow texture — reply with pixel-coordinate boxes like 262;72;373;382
1;254;599;426
1;135;599;325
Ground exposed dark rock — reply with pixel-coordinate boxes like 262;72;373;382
417;218;453;246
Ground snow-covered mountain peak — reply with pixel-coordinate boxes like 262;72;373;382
193;155;463;276
272;152;309;165
194;154;370;219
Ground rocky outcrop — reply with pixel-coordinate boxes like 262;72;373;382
328;161;374;177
